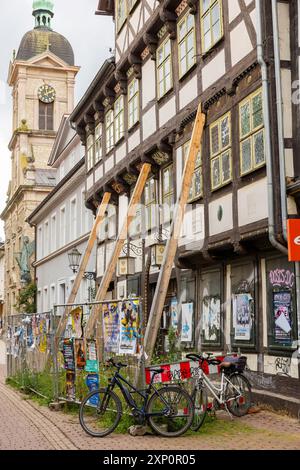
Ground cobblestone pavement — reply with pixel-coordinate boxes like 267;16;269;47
0;341;300;451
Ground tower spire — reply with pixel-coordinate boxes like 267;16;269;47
32;1;54;29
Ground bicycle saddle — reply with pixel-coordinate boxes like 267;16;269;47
148;368;165;375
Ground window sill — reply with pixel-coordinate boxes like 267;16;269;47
114;136;125;147
240;163;266;178
211;180;233;193
179;62;197;83
201;36;225;62
128;121;140;134
157;87;174;105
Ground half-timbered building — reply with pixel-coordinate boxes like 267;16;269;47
71;0;300;413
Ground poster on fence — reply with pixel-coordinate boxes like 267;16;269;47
103;302;120;354
202;296;220;342
273;291;292;344
75;338;86;370
181;303;193;343
63;339;75;371
233;294;252;341
170;298;179;329
86;374;99;406
66;370;76;401
71;307;83;339
85;340;99;373
119;299;140;355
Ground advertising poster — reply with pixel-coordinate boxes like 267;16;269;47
202;297;220;342
181;303;193;343
75;338;86;370
71;307;83;339
85;340;99;373
86;374;100;406
119;299;140;355
233;294;252;341
102;302;120;354
273;291;292;344
63;339;75;371
66;370;76;401
170;298;178;329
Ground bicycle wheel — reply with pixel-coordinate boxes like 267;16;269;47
225;374;252;417
79;388;122;437
190;386;208;432
146;386;194;438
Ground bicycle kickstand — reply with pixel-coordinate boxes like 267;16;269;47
224;403;234;421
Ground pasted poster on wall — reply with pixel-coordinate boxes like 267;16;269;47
233;294;252;341
62;339;75;371
66;370;76;401
85;340;99;373
71;307;83;339
170;298;179;329
103;302;120;354
273;291;292;345
181;303;193;343
119;299;140;355
202;296;220;342
75;338;86;370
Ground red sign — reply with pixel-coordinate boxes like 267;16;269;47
287;219;300;262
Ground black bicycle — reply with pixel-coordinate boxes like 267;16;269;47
79;358;194;438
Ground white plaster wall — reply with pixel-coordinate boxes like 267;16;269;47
230;21;253;66
202;50;226;90
142;105;157;140
159;96;176;127
142;60;156;109
115;142;127;163
86;173;94;191
264;355;299;379
129;3;142;33
278;2;291;61
209;194;233;236
128;129;141;153
285;148;294;179
281;68;293;139
228;0;241;23
245;354;258;372
95;164;103;182
238;178;268;227
179;75;198;110
105;155;114;172
118;194;128;234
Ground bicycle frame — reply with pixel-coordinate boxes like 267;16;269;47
197;369;243;405
106;370;174;418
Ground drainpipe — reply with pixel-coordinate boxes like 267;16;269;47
256;0;288;256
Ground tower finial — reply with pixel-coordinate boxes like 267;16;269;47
32;1;54;29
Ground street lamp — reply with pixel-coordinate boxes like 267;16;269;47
67;247;96;303
117;242;142;277
150;228;169;267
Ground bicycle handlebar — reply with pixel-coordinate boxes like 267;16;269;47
106;358;127;369
186;353;221;366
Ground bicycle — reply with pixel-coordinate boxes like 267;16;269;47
185;353;252;432
79;358;194;438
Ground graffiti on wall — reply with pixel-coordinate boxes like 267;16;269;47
269;269;295;289
275;357;291;377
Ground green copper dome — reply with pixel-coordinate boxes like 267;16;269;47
15;1;74;65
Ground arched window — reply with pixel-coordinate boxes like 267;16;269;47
39;102;54;130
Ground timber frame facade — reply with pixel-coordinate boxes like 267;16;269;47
71;0;300;413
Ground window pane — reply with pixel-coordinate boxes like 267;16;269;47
202;0;210;14
194;168;202;197
211;157;220;188
212;20;221;43
203;13;210;34
222;151;231;182
221;115;230;148
254;130;265;166
252;92;263;129
241;138;252;174
240;102;251;137
211;124;219;155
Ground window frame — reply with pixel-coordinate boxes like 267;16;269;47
209;112;232;191
114;95;125;144
39;101;54;130
161;164;174;225
156;37;173;100
94;123;103;165
200;0;224;54
183;140;203;202
144;177;158;232
128;78;139;129
177;11;196;79
86;133;94;172
105;109;114;153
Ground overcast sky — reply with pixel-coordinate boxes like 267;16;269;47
0;0;115;240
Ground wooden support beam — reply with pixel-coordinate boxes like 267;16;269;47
85;163;152;339
54;192;111;346
144;104;206;361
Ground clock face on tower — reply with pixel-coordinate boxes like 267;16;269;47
38;84;56;104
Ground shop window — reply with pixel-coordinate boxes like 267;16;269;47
114;95;124;144
266;257;298;350
86;134;94;171
183;141;203;201
200;0;223;53
161;165;174;224
105;110;114;153
94;123;102;164
128;78;139;129
239;89;265;175
199;269;222;348
156;38;173;99
210;112;232;190
231;262;256;348
178;12;196;78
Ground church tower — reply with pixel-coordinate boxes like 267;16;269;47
1;1;79;316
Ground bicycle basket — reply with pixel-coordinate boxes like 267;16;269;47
235;356;247;372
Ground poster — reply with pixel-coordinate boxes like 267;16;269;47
75;339;86;370
170;298;178;329
181;303;193;343
103;302;120;353
273;291;292;344
202;297;220;342
71;307;83;339
86;374;100;406
66;370;76;401
119;299;140;355
233;294;252;341
63;339;75;371
85;340;99;373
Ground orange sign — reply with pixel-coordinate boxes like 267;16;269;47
287;219;300;262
